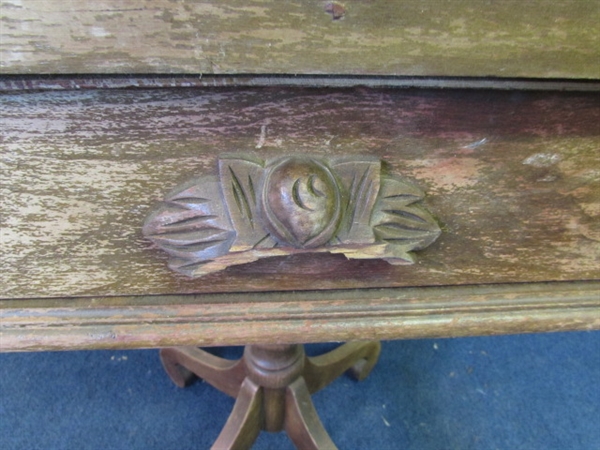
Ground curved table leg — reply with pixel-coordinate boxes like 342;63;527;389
285;377;338;450
303;341;381;394
160;341;381;449
160;347;246;397
211;377;264;450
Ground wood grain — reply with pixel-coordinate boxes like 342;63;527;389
1;87;599;299
1;281;598;351
2;0;599;78
2;75;600;93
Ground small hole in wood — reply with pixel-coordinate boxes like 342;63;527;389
324;2;346;20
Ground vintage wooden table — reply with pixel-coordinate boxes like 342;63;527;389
1;1;599;449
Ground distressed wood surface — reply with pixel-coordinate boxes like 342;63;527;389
3;75;600;93
2;281;599;351
1;87;599;300
142;154;441;277
2;0;599;79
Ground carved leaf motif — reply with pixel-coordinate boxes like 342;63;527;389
370;175;441;260
331;156;381;244
142;176;236;277
144;155;441;278
218;156;269;250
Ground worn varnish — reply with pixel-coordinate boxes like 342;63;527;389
2;281;599;351
2;0;599;78
1;88;599;299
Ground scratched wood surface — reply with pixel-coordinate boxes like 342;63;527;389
1;87;599;300
2;0;599;78
2;281;599;351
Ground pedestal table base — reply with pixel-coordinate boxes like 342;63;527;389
160;341;381;449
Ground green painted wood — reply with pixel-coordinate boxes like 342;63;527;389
2;0;599;78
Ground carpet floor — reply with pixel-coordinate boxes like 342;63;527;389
1;331;598;449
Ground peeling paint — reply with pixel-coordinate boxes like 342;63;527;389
522;153;561;167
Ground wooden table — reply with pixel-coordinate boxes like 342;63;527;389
2;1;599;448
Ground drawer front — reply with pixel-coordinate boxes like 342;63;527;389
2;87;599;299
2;0;599;78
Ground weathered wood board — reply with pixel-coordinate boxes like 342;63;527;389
2;0;599;78
2;281;599;351
2;87;599;299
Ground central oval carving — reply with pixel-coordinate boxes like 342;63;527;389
261;157;342;248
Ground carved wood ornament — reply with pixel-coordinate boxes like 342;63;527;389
143;155;441;277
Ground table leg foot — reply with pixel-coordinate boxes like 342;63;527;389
304;341;381;393
160;346;246;397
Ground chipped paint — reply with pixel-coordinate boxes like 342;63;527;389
522;153;561;167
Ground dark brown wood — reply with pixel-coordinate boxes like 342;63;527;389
160;347;245;395
285;377;337;450
3;1;599;79
159;341;380;449
143;154;440;276
304;340;381;393
211;377;263;450
262;388;285;433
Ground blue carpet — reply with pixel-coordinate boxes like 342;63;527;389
1;332;598;450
